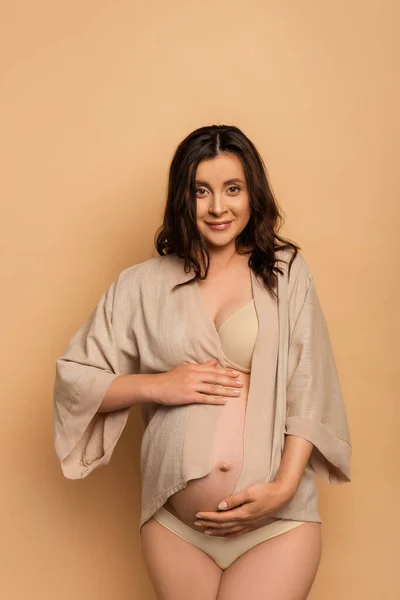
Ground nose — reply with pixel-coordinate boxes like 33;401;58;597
208;193;228;215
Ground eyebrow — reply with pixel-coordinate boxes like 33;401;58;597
195;178;246;186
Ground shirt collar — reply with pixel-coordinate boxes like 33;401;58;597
166;253;198;289
167;247;290;289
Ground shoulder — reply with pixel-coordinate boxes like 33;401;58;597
112;254;176;297
275;246;313;298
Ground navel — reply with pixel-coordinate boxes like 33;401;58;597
218;460;231;472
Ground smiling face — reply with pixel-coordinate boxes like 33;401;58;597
194;153;252;253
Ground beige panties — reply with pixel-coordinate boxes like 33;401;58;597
152;506;306;570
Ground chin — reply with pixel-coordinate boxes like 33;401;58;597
205;238;237;250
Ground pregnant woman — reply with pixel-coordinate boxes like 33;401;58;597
54;124;352;599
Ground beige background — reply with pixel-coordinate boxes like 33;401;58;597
1;1;399;598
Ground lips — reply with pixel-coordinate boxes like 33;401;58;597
206;221;232;225
205;220;233;230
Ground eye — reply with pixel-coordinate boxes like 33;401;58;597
195;186;241;196
228;185;240;196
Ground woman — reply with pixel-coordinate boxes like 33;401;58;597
54;124;352;599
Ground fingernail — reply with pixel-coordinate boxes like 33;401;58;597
218;501;227;510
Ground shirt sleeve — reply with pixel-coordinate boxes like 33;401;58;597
53;272;139;479
285;276;352;484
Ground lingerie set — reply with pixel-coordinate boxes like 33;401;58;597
151;297;306;570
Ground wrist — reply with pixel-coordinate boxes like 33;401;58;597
141;372;170;404
137;373;160;404
272;477;299;501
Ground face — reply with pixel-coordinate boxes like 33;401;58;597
193;153;251;252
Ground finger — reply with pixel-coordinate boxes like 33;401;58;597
196;383;242;398
195;509;244;523
192;392;228;405
217;489;252;511
197;363;241;379
220;525;247;535
199;373;243;389
196;372;243;389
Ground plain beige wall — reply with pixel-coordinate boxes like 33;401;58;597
1;1;399;598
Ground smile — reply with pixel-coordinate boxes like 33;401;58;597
205;221;233;230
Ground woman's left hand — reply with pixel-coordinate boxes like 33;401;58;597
194;481;296;537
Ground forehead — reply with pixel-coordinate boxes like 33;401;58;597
195;153;245;182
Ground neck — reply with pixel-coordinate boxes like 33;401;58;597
195;243;254;279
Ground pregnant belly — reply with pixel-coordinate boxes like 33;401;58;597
163;374;272;532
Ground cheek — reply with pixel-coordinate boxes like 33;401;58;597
236;202;251;222
196;204;207;220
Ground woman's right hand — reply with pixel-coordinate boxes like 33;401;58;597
149;359;244;407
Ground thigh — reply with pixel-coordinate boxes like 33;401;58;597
140;516;223;600
217;522;322;600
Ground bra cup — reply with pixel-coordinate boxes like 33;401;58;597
217;300;258;372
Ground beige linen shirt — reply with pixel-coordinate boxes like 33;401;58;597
53;248;352;533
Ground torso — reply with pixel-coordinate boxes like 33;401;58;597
163;251;277;530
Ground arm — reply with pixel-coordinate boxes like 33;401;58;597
98;373;157;412
53;270;144;478
284;273;352;485
273;434;314;498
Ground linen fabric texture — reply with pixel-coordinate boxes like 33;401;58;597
53;248;352;533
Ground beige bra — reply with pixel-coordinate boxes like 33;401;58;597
216;298;258;373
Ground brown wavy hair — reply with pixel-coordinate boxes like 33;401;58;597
154;124;300;297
